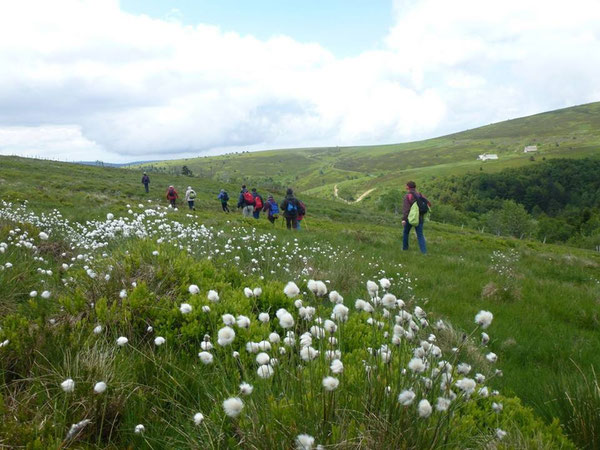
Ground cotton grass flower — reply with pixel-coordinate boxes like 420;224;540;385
256;352;270;365
379;278;391;289
328;290;343;304
257;364;275;378
278;312;295;329
366;280;378;297
475;310;494;329
198;351;214;364
258;312;270;323
239;382;254;395
331;304;349;322
29;290;38;298
486;352;498;363
244;287;253;298
253;287;262;297
39;231;49;240
408;357;426;373
330;359;344;374
134;424;145;434
188;284;200;294
223;397;244;417
93;325;102;334
207;290;219;302
398;390;415;406
41;290;51;299
322;376;339;391
436;397;451;412
180;303;192;314
94;381;107;394
456;378;477;396
154;336;166;346
418;399;432;418
61;378;75;393
193;413;204;425
222;314;235;325
496;428;507;440
116;336;128;346
284;282;300;298
119;289;127;299
381;293;397;309
217;326;235;346
296;434;315;450
236;315;250;328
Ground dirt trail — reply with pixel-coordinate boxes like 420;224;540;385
333;185;376;204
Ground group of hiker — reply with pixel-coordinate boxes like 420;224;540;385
142;173;306;230
141;172;431;245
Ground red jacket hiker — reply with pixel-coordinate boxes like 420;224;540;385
166;186;178;207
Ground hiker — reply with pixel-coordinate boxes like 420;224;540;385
166;185;179;208
251;188;263;219
237;185;255;217
218;189;230;212
262;195;280;224
401;181;431;254
280;188;305;230
141;172;150;193
297;200;306;230
185;186;197;210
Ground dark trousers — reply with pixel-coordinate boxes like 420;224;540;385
188;200;195;210
169;199;176;207
403;220;427;254
221;202;229;212
286;216;298;229
253;210;260;219
144;183;149;193
267;215;277;224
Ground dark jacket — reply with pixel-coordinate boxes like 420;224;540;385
280;195;301;218
218;191;229;202
402;190;430;222
142;175;150;184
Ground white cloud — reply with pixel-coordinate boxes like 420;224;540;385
0;0;599;162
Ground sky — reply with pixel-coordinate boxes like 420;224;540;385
1;0;599;163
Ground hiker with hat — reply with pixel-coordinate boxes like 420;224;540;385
251;188;263;219
237;185;254;218
141;172;150;193
185;186;197;210
217;189;230;212
280;188;305;230
262;194;280;224
166;185;179;208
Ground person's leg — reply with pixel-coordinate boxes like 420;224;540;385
225;203;230;212
268;216;275;224
222;202;227;212
188;201;193;210
286;217;292;229
402;223;411;250
144;183;149;193
291;217;298;230
415;221;427;254
253;210;259;219
296;220;301;230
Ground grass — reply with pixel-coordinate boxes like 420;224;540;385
1;155;599;447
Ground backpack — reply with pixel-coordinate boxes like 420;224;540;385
408;201;420;226
222;192;229;202
243;191;254;205
286;199;298;216
297;200;306;216
269;201;279;215
188;190;196;200
168;187;176;198
414;193;429;214
254;195;263;210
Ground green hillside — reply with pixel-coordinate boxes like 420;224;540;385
1;156;599;448
137;102;600;203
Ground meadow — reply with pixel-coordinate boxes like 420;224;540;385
1;156;599;448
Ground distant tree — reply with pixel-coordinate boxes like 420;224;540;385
182;165;194;177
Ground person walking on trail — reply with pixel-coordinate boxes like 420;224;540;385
185;186;197;211
280;188;305;230
251;188;263;219
237;185;254;218
262;195;280;224
142;172;150;193
166;185;179;208
218;189;230;212
401;181;431;254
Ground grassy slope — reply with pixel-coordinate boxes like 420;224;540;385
136;102;600;203
2;155;600;420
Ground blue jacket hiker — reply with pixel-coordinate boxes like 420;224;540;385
218;189;230;212
262;195;279;224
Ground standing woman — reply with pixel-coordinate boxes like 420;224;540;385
185;186;197;210
166;185;179;208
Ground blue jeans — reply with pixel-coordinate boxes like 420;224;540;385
403;220;426;254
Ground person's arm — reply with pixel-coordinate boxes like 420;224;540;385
402;194;412;223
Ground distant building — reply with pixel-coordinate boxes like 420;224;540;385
524;145;538;153
478;153;499;161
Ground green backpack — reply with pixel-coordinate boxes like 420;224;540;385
408;200;420;226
